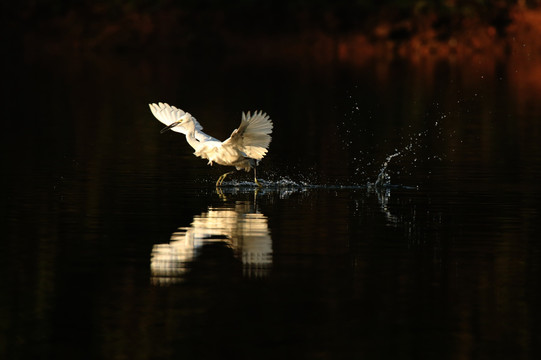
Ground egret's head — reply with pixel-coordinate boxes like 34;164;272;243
178;112;192;124
160;112;193;134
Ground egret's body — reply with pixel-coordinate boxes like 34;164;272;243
149;102;273;186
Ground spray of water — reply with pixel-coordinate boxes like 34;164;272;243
374;152;401;188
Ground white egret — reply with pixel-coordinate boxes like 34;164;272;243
149;102;273;187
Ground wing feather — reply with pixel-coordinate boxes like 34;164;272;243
223;111;273;160
148;102;217;142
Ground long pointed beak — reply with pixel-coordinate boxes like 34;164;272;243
160;121;180;134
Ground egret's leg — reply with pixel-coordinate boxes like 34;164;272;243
254;167;262;188
216;171;234;187
215;174;223;187
216;175;224;187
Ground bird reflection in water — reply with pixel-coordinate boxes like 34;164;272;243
151;199;272;285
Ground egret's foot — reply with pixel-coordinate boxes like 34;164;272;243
215;187;228;201
254;178;263;188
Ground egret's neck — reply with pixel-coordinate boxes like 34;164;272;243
183;119;200;151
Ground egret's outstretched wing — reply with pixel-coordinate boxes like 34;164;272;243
223;111;273;160
149;102;217;142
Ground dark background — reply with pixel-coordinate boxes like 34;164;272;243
3;1;541;359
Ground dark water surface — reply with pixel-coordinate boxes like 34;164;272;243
3;53;541;359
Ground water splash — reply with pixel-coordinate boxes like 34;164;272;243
220;177;312;189
208;177;319;199
374;152;400;188
342;94;448;188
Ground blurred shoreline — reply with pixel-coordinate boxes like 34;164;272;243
13;4;541;63
8;4;541;121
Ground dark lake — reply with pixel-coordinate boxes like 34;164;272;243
3;50;541;359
